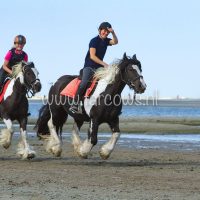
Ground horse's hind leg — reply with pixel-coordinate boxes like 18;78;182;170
71;120;83;143
99;117;121;160
45;110;62;157
0;118;14;149
17;117;36;159
71;121;83;156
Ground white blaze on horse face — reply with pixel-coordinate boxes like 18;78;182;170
140;77;146;89
4;79;15;100
32;68;39;79
132;65;141;76
132;65;146;89
31;67;40;86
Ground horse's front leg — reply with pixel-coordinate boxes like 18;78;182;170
76;119;99;159
99;117;120;160
17;117;36;159
0;118;14;149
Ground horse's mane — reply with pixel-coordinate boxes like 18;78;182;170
11;61;28;78
93;59;121;84
93;55;142;84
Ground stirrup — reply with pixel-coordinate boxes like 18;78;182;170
69;105;82;114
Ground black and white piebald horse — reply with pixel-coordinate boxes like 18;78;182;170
0;61;41;159
35;53;146;159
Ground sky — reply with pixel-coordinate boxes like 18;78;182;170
1;0;200;98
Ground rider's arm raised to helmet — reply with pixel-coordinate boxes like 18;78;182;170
89;48;109;67
108;28;118;45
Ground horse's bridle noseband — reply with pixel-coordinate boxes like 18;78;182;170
22;65;40;96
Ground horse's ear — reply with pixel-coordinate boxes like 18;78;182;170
123;52;128;60
132;54;137;60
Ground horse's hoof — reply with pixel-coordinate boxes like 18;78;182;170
99;151;110;160
80;155;88;159
53;149;62;157
77;152;88;159
2;143;11;149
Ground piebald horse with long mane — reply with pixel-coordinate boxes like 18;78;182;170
36;53;146;159
0;61;41;159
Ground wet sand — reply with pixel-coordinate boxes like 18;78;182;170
1;117;200;199
0;135;200;200
23;116;200;134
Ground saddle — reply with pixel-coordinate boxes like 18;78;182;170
0;79;11;103
60;77;97;98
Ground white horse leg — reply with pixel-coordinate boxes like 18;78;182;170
0;119;14;149
17;128;36;159
78;138;93;159
72;122;92;159
45;117;62;157
71;122;82;154
99;118;120;159
75;120;97;159
99;132;120;159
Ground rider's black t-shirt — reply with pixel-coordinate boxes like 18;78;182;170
84;35;111;69
8;48;26;69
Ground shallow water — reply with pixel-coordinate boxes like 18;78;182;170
31;132;200;152
80;133;200;151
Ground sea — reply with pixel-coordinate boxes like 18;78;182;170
29;99;200;119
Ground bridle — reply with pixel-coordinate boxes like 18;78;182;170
119;64;143;100
22;64;40;97
120;65;143;89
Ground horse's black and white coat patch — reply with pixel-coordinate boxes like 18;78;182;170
84;65;118;116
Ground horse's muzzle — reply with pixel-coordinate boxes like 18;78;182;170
137;83;147;94
33;81;42;93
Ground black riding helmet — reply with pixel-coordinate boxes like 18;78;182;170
99;22;112;30
14;35;26;45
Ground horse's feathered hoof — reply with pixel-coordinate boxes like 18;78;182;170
2;143;11;149
99;150;110;160
80;154;88;159
53;149;62;157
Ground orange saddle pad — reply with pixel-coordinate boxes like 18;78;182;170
60;78;97;98
0;80;11;103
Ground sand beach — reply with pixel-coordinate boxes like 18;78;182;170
0;117;200;200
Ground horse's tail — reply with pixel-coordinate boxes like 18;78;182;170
35;104;51;139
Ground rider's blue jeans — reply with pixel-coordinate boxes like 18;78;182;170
75;67;95;101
